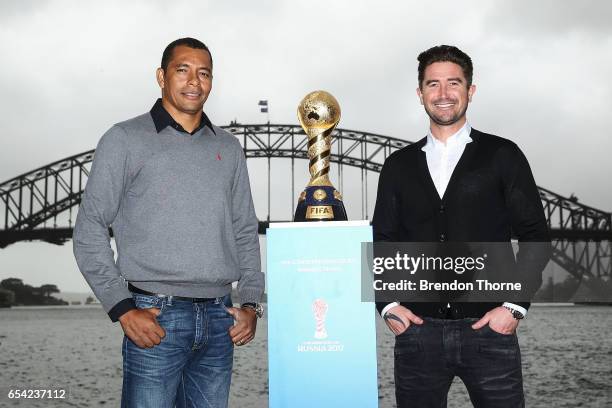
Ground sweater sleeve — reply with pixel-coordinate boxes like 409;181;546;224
504;144;552;310
372;156;401;315
73;125;135;321
231;144;264;304
372;157;400;243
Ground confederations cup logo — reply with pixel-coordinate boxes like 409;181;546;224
312;298;329;339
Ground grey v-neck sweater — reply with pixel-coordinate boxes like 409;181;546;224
73;112;263;320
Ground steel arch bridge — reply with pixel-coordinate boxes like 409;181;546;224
1;123;611;288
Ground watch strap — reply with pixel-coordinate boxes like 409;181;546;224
503;305;524;320
241;302;264;318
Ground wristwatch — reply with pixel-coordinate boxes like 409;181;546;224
241;302;264;318
503;305;524;320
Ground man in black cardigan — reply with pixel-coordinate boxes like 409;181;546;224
372;45;551;407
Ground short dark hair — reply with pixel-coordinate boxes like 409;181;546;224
417;45;473;88
161;37;212;71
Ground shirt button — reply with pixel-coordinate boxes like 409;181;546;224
439;233;446;242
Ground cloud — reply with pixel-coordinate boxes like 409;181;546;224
483;0;612;37
1;1;609;206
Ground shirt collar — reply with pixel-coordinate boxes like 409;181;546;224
150;98;216;135
422;121;472;152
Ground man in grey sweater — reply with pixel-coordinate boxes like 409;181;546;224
73;37;264;408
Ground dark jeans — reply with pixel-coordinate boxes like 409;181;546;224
121;293;235;408
394;317;524;408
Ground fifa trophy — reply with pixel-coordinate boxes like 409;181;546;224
294;90;348;221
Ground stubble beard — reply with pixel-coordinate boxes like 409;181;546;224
424;103;468;127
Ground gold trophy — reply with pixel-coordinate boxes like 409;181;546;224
293;90;347;221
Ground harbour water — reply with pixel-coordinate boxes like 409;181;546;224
0;305;610;407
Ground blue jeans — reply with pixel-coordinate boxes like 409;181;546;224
121;293;235;408
394;317;524;408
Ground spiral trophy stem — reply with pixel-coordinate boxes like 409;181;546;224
293;90;347;221
306;130;333;187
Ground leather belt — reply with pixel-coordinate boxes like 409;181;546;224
128;283;216;303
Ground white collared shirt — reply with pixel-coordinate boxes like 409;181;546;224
422;121;473;199
381;122;527;318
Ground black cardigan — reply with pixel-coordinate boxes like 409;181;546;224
372;128;551;318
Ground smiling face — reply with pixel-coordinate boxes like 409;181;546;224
156;45;213;117
417;61;475;129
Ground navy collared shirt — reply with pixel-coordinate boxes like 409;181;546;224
150;98;216;135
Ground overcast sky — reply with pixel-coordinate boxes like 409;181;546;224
1;0;611;293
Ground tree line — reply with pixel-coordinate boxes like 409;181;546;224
0;278;68;307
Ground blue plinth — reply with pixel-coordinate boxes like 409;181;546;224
267;221;378;408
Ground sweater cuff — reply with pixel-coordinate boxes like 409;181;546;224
238;288;263;305
108;297;136;322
